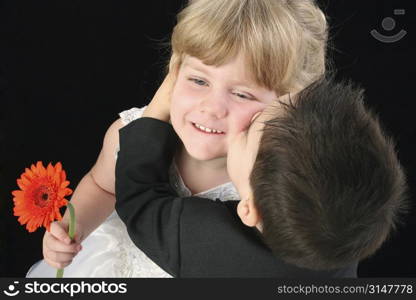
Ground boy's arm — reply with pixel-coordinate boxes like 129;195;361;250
115;117;183;277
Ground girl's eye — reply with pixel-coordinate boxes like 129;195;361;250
233;92;256;101
188;78;208;86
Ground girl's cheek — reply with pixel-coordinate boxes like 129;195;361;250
172;81;196;103
229;101;266;132
170;88;196;121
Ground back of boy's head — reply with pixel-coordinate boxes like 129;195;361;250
250;77;410;271
169;0;328;94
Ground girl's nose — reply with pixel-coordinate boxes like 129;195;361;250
198;91;228;119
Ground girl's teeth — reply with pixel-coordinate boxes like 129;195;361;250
193;123;223;134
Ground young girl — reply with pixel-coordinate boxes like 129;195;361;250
27;0;328;277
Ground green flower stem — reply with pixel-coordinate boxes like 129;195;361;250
56;202;76;278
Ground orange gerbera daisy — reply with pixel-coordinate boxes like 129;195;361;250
12;161;73;232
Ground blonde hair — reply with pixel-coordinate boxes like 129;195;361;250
169;0;328;95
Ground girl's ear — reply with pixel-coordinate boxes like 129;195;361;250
237;196;261;227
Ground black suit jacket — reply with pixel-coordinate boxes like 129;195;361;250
115;118;358;278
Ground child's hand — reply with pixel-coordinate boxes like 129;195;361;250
142;71;177;122
42;221;83;269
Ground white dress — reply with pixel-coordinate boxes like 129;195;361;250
26;107;239;277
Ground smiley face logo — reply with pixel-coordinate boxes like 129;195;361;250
3;281;20;297
371;9;407;43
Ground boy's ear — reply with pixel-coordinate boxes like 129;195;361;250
237;196;261;227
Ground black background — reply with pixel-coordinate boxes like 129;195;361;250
1;0;415;277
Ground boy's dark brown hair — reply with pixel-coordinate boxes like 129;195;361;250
250;77;409;270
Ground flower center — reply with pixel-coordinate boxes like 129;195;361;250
34;185;54;208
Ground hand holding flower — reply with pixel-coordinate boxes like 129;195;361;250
11;161;78;278
42;220;83;270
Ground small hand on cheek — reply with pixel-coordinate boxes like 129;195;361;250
142;71;177;123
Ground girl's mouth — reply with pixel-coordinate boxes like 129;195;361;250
191;122;225;134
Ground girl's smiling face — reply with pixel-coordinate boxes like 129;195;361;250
170;54;278;161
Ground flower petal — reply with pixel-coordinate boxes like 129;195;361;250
12;190;24;197
17;179;26;190
47;163;55;178
21;176;32;187
53;172;61;186
65;188;73;196
61;170;67;183
60;180;70;189
55;162;62;173
37;161;46;177
24;168;35;179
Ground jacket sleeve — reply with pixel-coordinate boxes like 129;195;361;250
115;117;183;277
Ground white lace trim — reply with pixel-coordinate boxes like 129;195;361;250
169;162;239;201
114;107;147;161
119;106;147;126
